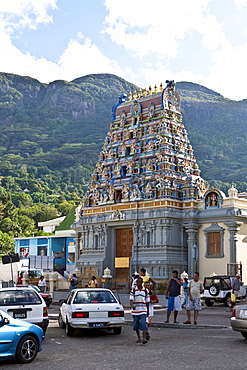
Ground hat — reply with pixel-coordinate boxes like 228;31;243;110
133;272;139;276
236;273;241;277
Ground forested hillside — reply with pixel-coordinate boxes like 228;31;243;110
0;72;247;251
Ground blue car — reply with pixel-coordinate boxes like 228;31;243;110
0;309;43;363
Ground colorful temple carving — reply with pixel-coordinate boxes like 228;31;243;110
84;81;206;207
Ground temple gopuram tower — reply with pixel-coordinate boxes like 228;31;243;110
73;80;207;287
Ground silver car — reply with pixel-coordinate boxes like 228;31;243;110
231;303;247;339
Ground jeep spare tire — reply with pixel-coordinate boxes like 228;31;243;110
209;284;219;296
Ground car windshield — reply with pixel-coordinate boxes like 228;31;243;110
204;278;231;289
0;289;42;305
73;291;118;304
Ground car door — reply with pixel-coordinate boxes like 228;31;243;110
0;314;15;354
61;291;75;322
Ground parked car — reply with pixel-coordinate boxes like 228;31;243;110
16;285;52;307
231;303;247;339
0;287;49;334
202;275;233;307
0;309;43;363
58;288;125;336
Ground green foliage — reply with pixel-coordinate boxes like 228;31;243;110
0;231;15;256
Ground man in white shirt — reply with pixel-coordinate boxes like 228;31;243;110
38;276;46;292
183;272;204;325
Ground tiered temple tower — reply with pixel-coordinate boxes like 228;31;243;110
73;81;207;288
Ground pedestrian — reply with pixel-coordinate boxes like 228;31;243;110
69;273;78;290
182;277;189;308
232;273;241;301
140;267;156;289
88;275;98;288
38;275;46;292
165;270;183;323
239;282;246;300
129;276;150;344
144;281;159;340
184;272;204;325
131;272;139;290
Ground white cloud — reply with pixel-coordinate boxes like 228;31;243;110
0;0;57;29
104;0;226;58
57;37;127;82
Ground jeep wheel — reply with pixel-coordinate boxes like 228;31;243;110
241;332;247;339
205;298;214;307
209;284;219;296
224;294;231;307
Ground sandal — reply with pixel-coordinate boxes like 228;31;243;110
174;321;179;324
136;339;141;343
194;321;197;325
183;320;191;324
164;320;169;323
142;340;148;344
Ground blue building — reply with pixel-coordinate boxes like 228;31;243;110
14;207;78;275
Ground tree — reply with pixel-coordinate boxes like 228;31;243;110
0;231;14;256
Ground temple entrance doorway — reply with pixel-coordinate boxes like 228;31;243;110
115;228;133;282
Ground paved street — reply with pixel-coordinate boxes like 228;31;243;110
1;304;247;370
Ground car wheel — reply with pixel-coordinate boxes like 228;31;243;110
113;327;122;335
66;320;74;336
205;298;214;307
241;332;247;339
208;284;220;296
15;335;38;364
224;294;231;307
58;313;65;328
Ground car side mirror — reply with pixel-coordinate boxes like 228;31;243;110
59;299;67;304
0;315;9;325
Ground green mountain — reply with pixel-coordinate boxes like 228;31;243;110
0;72;246;199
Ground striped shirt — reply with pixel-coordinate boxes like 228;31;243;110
129;287;150;315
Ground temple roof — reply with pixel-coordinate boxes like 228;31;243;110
83;81;206;208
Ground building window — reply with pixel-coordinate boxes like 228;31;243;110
147;232;150;248
204;224;224;258
208;232;220;256
20;239;30;246
95;235;99;250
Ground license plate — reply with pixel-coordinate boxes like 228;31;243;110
89;323;108;328
14;311;27;319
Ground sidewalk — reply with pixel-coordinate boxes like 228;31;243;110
52;290;232;329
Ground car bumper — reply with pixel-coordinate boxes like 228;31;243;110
69;318;125;329
34;318;49;331
231;317;247;332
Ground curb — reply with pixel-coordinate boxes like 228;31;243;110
124;320;230;329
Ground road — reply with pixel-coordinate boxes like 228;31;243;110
1;305;247;370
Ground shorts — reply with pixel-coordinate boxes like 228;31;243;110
234;290;241;298
186;298;201;311
132;314;148;331
167;296;182;311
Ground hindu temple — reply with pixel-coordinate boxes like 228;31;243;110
72;80;247;288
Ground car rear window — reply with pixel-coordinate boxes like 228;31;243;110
73;291;118;304
204;278;231;289
0;289;42;305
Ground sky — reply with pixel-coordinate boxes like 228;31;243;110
0;0;247;100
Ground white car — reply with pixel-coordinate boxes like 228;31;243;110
0;287;49;334
58;288;125;336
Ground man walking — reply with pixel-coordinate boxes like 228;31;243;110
165;270;183;323
130;276;150;344
232;273;242;300
184;272;204;325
